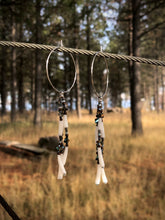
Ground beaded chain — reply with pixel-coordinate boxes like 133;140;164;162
95;98;108;185
56;93;69;179
57;94;69;154
95;100;104;164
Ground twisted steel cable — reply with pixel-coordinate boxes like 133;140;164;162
0;40;165;66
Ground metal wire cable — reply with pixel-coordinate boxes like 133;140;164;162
0;40;165;67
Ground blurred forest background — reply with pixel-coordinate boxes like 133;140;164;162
1;1;165;220
0;0;165;135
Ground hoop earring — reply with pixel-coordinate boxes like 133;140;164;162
91;49;109;185
46;44;77;179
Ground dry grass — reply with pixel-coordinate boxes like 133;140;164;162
0;111;165;220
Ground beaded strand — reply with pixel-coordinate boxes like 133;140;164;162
95;98;108;185
56;93;69;179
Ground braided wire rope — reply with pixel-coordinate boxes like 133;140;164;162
0;40;165;66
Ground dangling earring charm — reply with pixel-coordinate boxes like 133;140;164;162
91;48;109;185
46;42;77;179
57;92;68;179
95;97;108;184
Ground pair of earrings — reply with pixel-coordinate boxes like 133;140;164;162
46;45;109;184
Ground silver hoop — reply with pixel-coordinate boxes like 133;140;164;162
91;51;109;98
46;46;77;94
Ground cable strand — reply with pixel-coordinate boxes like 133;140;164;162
0;40;165;66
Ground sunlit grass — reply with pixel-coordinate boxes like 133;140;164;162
0;110;165;219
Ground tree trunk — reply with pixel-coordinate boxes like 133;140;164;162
72;1;81;118
126;0;133;77
18;2;25;114
76;56;81;118
10;10;17;122
148;87;152;111
128;1;133;113
33;0;42;126
0;3;7;116
86;7;93;115
131;0;143;135
31;56;35;111
0;49;7;116
18;53;24;114
154;66;159;113
81;92;84;108
33;51;42;125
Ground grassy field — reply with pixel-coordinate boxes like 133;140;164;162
0;111;165;220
